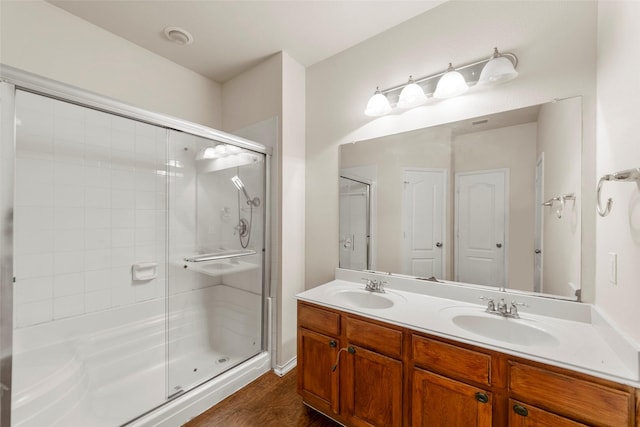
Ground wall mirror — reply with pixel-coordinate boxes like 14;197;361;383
339;96;582;300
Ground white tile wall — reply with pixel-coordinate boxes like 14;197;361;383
13;91;168;328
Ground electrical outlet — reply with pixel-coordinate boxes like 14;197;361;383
608;252;617;285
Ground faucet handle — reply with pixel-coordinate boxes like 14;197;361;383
508;301;527;318
479;296;496;312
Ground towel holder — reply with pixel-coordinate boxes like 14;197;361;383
597;168;640;217
542;193;576;219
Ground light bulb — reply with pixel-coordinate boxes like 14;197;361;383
478;48;518;85
364;87;392;116
433;63;469;99
397;76;427;109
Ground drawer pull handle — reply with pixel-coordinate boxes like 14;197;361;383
329;340;337;348
475;392;489;404
513;404;529;417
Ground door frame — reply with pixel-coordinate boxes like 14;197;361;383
534;154;544;293
401;167;447;279
454;168;509;288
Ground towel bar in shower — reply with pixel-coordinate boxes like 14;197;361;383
184;249;256;262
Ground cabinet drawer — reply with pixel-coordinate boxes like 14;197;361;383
412;335;491;386
509;362;632;427
509;399;587;426
298;303;340;336
345;317;403;359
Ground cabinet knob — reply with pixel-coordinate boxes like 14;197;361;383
474;392;489;403
496;243;503;248
348;346;356;354
513;404;529;417
435;242;443;248
329;340;337;348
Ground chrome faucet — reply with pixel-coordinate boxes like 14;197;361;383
480;297;526;318
362;278;386;293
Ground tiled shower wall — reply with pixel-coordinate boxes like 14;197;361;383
13;91;167;328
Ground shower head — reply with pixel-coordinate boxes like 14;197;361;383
231;175;245;191
232;175;260;207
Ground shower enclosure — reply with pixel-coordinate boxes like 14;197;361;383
339;176;370;271
0;66;271;427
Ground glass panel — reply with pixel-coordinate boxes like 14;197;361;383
339;177;370;270
167;130;265;394
12;90;168;426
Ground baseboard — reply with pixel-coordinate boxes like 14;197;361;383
273;356;297;377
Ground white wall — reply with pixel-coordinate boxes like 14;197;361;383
596;1;640;344
0;0;222;128
537;98;582;298
13;91;167;327
306;1;597;301
222;52;305;370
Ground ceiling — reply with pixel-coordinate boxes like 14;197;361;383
48;0;446;84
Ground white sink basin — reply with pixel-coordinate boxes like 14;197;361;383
442;308;559;347
332;289;401;309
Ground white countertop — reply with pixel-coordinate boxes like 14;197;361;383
296;269;640;387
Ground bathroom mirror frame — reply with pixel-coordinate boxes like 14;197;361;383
339;96;583;301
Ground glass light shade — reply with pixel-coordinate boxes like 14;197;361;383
364;90;392;116
478;56;518;85
433;65;469;99
397;80;427;109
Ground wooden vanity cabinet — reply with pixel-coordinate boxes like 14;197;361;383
342;316;404;427
636;390;640;427
411;334;495;426
297;301;638;427
508;399;587;426
297;302;404;426
297;303;341;415
508;361;635;427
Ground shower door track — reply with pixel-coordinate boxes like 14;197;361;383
0;65;271;157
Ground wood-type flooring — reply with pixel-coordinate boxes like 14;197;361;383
184;370;342;427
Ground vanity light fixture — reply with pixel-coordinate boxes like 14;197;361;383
364;87;392;117
433;63;469;99
397;76;427;109
478;47;519;85
364;47;518;116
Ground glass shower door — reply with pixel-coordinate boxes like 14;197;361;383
11;90;168;426
339;176;370;271
167;130;265;395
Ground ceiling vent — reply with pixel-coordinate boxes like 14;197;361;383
163;27;193;45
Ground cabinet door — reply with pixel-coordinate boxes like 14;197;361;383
297;328;340;414
343;345;403;427
412;368;492;427
509;400;587;427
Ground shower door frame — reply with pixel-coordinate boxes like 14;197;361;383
0;81;16;427
0;64;273;425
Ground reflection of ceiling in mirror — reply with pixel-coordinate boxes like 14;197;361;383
444;105;541;136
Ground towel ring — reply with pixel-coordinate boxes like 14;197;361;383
597;174;613;217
